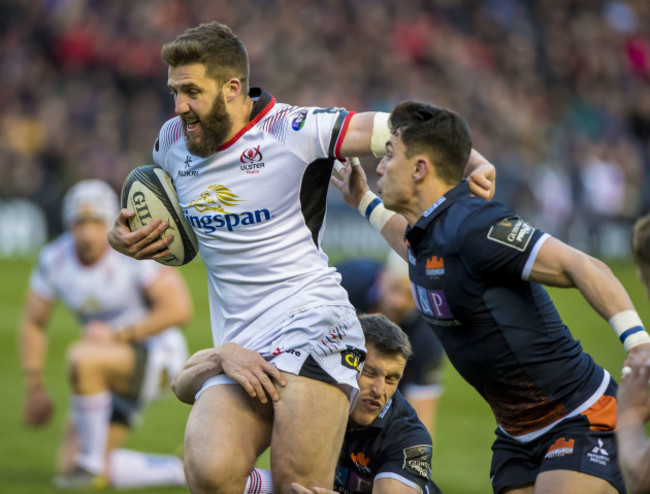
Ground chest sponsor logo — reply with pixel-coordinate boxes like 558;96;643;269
402;444;432;478
414;285;457;323
291;109;308;131
185;185;272;233
545;437;575;459
240;145;265;174
426;256;444;277
487;217;535;252
346;472;373;493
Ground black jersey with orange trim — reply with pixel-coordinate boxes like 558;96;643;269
404;181;606;436
336;390;441;493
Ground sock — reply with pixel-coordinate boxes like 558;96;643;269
108;449;186;488
244;468;274;494
71;392;112;475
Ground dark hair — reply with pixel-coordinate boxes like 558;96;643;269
359;313;412;361
162;22;250;91
389;101;472;185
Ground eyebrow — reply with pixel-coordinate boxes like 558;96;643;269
168;82;202;92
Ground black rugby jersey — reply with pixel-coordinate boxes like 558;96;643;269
335;391;441;494
405;181;606;437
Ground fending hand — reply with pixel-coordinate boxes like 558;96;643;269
466;161;496;201
330;158;370;210
618;360;650;422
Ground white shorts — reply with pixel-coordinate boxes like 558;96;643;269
196;305;365;409
112;329;188;426
139;329;189;404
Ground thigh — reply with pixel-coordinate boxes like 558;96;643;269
537;429;624;494
185;383;273;494
68;340;136;395
490;430;540;494
270;373;349;493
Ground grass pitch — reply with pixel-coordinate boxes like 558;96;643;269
1;256;648;493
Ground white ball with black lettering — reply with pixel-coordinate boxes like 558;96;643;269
121;165;198;266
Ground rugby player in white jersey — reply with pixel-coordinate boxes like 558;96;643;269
107;21;495;494
19;179;192;489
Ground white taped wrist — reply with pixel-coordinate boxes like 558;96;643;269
371;112;391;158
357;190;395;232
608;310;650;351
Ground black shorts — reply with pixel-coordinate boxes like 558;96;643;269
110;342;148;427
490;381;625;494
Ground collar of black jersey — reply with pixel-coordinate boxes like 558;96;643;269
406;180;471;240
216;88;275;151
249;87;274;119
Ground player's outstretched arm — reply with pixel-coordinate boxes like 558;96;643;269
19;291;55;427
172;344;287;405
107;209;174;260
172;348;224;404
529;236;650;364
339;112;496;201
616;361;650;494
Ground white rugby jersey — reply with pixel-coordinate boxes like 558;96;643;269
153;88;355;348
30;233;183;348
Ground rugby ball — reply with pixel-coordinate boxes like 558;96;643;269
121;165;198;266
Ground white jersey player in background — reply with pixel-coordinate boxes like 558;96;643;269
19;179;192;489
107;21;495;494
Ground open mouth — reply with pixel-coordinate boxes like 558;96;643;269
362;398;382;411
184;117;200;133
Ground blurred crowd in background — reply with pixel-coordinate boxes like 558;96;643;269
1;0;649;256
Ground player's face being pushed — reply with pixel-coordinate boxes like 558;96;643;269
168;63;233;157
376;132;415;215
350;343;406;427
70;215;110;265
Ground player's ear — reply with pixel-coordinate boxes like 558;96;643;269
412;156;429;182
223;78;243;102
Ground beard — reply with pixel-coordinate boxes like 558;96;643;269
184;94;233;157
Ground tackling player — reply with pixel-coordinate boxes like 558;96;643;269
19;179;192;489
336;254;445;439
106;21;495;493
173;313;442;494
333;101;650;493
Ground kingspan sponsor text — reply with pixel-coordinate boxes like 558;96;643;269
184;209;272;232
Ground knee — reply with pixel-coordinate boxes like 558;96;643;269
184;437;249;494
66;342;95;374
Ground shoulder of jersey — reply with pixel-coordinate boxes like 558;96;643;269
257;104;306;136
153;117;185;167
39;233;73;265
